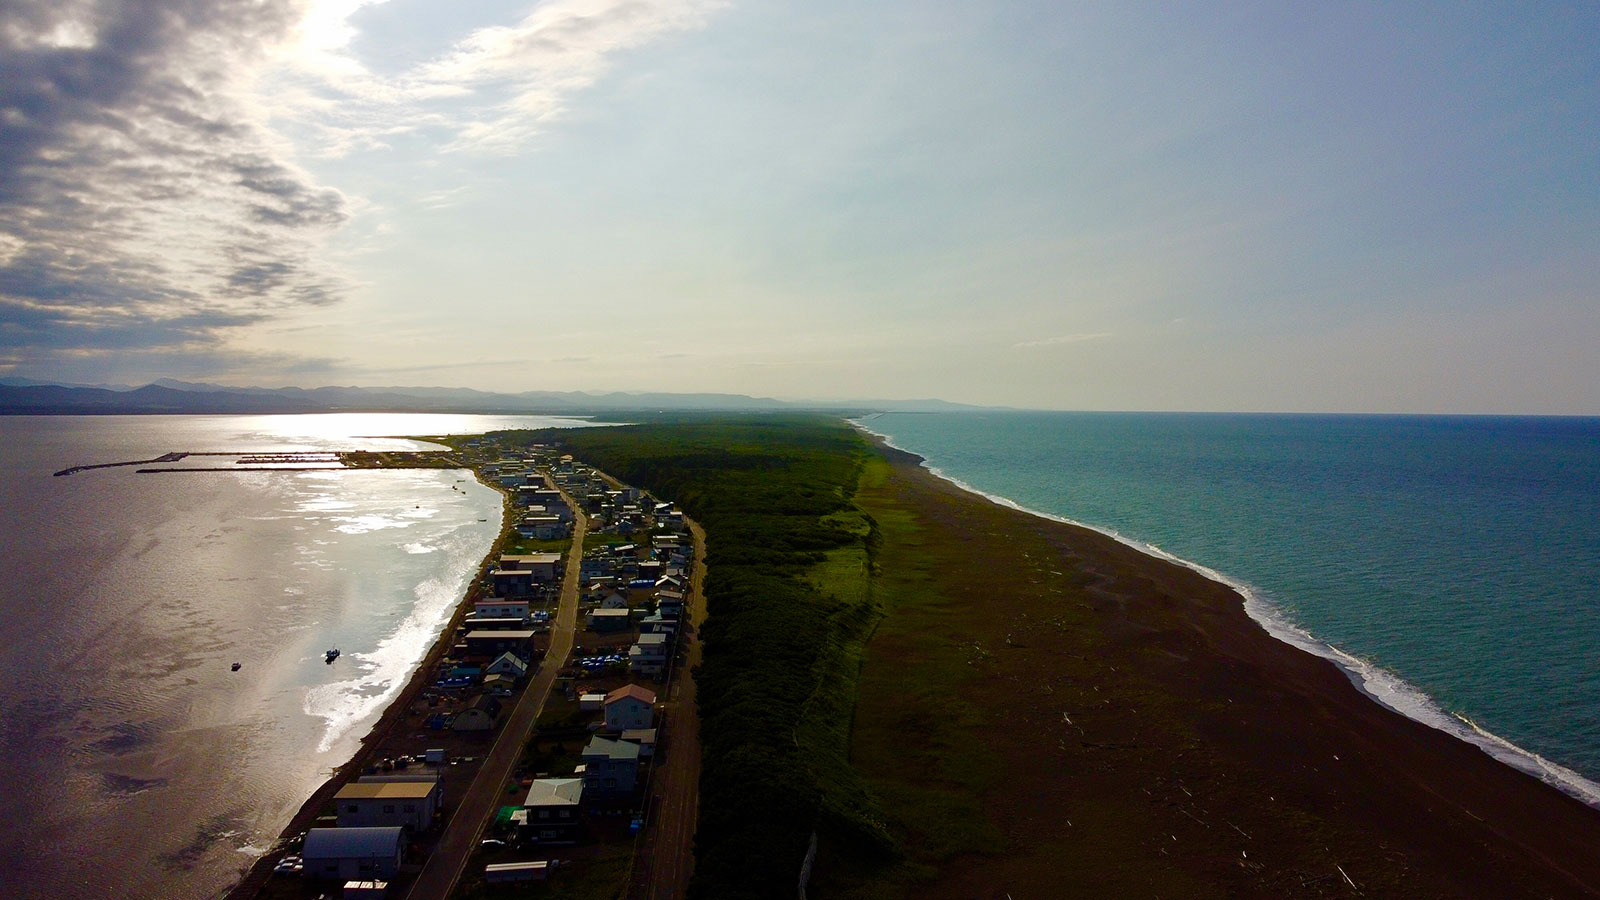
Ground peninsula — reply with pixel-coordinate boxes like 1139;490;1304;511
90;414;1600;899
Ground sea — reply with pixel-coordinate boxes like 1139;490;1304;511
858;411;1600;805
0;413;598;900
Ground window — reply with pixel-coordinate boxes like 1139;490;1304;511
383;804;395;813
404;804;415;812
346;805;358;813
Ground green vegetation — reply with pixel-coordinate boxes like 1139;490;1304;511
810;455;1008;898
581;532;632;550
493;415;894;899
505;535;573;555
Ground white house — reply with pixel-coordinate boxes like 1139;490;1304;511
474;598;529;620
603;684;656;731
334;776;442;831
485;652;528;679
628;632;669;677
301;827;404;881
581;736;640;794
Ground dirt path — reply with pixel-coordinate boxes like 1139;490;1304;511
402;485;588;900
626;517;707;900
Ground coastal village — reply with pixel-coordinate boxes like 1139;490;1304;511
241;440;702;899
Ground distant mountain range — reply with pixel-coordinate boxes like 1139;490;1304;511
0;377;995;415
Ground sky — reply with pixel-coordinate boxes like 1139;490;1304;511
0;1;1596;413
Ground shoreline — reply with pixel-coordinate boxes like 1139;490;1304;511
836;434;1600;897
223;455;514;899
848;417;1600;811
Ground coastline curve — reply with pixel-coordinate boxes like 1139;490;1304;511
849;416;1600;810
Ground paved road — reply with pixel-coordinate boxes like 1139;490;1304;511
403;479;587;900
629;517;707;900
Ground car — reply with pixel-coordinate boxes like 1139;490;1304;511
479;838;507;849
273;856;304;875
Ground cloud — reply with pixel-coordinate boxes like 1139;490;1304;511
0;0;729;379
1014;332;1114;349
274;0;728;155
0;0;347;370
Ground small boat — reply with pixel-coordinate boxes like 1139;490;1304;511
231;662;242;672
325;648;340;663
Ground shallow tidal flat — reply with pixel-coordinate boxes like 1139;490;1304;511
820;443;1600;899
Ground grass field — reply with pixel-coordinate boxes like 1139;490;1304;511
490;415;891;899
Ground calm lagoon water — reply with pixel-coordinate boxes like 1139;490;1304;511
0;413;596;900
861;411;1600;802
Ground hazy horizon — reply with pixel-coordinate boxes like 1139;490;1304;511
2;2;1596;414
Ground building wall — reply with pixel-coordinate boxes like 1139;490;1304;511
605;699;653;731
336;792;438;830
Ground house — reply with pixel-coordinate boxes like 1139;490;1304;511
655;574;684;592
474;598;529;619
620;728;658;758
485;652;528;679
301;827;404;881
599;591;629;610
499;553;562;582
481;672;516;695
603;685;656;731
519;777;585;844
334;776;442;830
581;736;640;795
655;591;685;619
639;613;675;635
451;694;502;731
628;632;669;677
490;569;534;597
466;617;528;632
585;608;631;633
516;516;568;540
462;630;534;658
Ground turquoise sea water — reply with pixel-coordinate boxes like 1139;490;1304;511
860;412;1600;800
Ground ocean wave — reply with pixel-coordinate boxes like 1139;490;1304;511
302;567;471;753
330;515;417;534
849;417;1600;810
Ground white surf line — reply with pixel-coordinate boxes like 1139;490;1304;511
848;417;1600;810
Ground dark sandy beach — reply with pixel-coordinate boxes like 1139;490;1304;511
827;442;1600;898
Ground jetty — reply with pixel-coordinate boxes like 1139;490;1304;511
53;449;465;476
54;452;188;476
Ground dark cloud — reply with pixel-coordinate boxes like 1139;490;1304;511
0;0;348;373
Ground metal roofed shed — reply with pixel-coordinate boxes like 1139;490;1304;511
485;860;550;883
301;826;404;881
